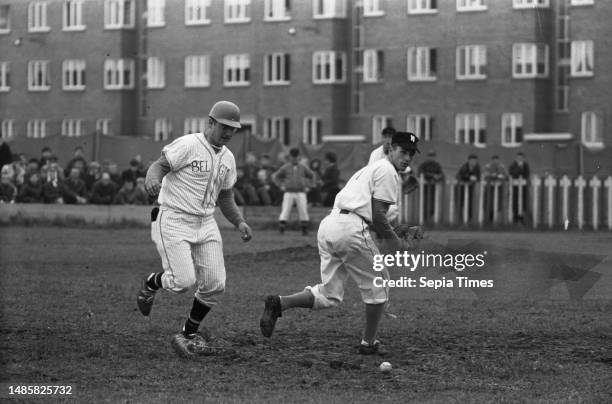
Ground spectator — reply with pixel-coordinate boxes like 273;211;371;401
41;156;65;183
272;147;314;235
0;165;17;203
368;126;396;164
17;172;44;203
62;167;88;204
107;162;122;187
234;166;259;205
244;152;263;205
113;179;139;205
122;159;141;185
25;159;40;181
509;152;530;223
307;158;323;206
320;152;340;207
64;146;88;177
39;147;53;168
418;151;445;220
133;177;151;205
257;154;281;205
41;170;64;204
11;153;27;189
456;154;481;222
0;141;13;169
483;155;508;221
90;172;119;205
84;161;102;192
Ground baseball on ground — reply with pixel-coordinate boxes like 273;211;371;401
379;361;392;373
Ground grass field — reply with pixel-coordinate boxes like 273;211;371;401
1;225;611;403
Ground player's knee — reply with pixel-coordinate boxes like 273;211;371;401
305;286;341;310
167;272;197;293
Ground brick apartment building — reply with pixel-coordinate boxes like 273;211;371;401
0;0;610;175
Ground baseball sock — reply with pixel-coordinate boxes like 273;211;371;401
280;290;314;310
363;303;385;344
183;298;211;337
146;272;163;291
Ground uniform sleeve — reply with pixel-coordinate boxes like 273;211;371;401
161;135;195;171
372;163;398;205
222;154;237;190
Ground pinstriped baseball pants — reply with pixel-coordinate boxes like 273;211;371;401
151;207;226;307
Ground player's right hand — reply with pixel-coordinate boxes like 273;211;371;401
145;179;161;198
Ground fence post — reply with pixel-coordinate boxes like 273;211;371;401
517;178;526;218
448;179;456;226
434;181;442;225
605;177;612;231
492;181;500;225
418;173;425;226
532;176;541;229
508;178;514;224
575;176;586;230
560;175;571;227
477;180;485;227
589;176;601;231
545;175;556;228
463;183;470;225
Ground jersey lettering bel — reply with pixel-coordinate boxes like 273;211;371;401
158;133;236;216
333;158;399;223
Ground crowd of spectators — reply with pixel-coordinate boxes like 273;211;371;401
0;143;151;205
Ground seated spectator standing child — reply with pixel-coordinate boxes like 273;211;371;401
0;165;17;203
62;167;88;204
17;172;44;203
90;172;119;205
114;179;139;205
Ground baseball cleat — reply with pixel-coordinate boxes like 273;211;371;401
358;339;388;356
136;278;156;316
260;295;282;338
171;333;216;358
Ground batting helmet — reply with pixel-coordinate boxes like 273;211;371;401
209;101;241;129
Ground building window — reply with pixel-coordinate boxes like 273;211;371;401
0;5;10;34
571;40;594;77
455;113;486;147
28;61;50;91
501;113;523;147
456;45;487;80
407;47;437;81
364;0;384;16
104;0;135;29
407;114;434;141
146;57;165;89
457;0;487;12
28;1;50;32
581;112;602;148
154;118;172;141
513;0;549;8
372;115;393;144
225;0;251;23
96;119;111;135
147;0;165;27
62;119;84;137
571;0;594;5
104;58;134;89
63;0;85;30
62;60;86;90
512;43;548;78
264;53;290;85
185;0;211;25
264;0;291;21
313;51;346;84
185;55;210;87
407;0;437;14
184;117;207;135
27;120;47;138
224;54;250;86
1;120;15;139
0;62;9;91
263;117;290;145
303;116;321;145
363;49;384;83
313;0;346;18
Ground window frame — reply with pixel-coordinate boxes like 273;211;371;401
303;116;322;145
263;116;290;145
224;54;251;87
185;0;211;25
313;0;346;19
63;0;86;31
28;1;50;33
147;0;166;27
1;120;15;139
0;5;10;34
407;46;437;81
455;113;486;148
407;0;438;14
62;59;86;91
27;119;47;138
363;49;384;83
312;51;347;84
61;119;85;137
154;118;173;141
0;62;10;91
96;119;111;135
513;0;549;8
512;43;549;78
264;0;291;21
28;60;51;91
103;58;135;90
264;52;291;85
372;115;393;144
456;0;487;12
501;113;523;147
146;57;165;89
363;0;384;17
570;40;594;77
184;117;207;135
581;111;603;148
456;45;487;80
225;0;251;23
185;55;211;88
407;114;434;141
104;0;135;29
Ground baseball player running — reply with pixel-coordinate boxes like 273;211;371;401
260;132;420;355
136;100;253;358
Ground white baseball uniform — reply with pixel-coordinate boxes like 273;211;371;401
151;132;236;306
306;158;399;309
369;145;400;223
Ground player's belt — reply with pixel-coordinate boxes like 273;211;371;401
338;209;371;225
339;209;351;214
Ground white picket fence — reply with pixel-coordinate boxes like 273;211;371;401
399;174;612;230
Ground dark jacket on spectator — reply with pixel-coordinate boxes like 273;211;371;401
62;177;88;204
456;162;481;183
0;182;17;202
42;180;63;203
509;161;530;179
90;179;119;205
17;181;44;203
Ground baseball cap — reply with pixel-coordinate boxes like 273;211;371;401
392;131;420;154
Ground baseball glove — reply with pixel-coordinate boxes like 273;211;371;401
403;175;419;194
393;224;424;240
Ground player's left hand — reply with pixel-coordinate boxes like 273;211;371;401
393;224;424;240
238;222;253;242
